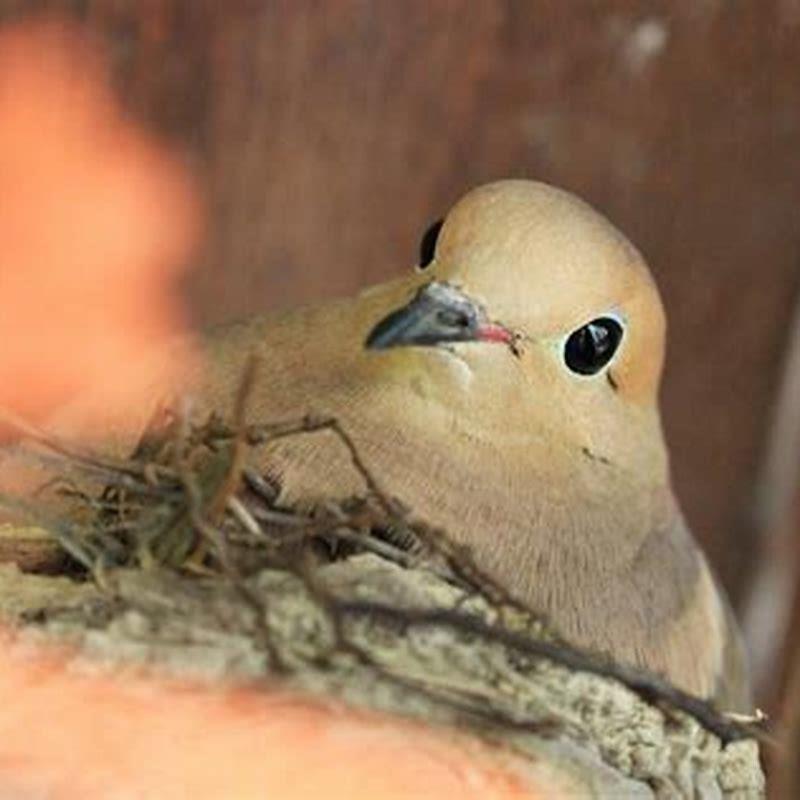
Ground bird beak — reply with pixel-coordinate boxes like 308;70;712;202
365;281;512;350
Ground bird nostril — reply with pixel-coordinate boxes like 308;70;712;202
436;309;470;329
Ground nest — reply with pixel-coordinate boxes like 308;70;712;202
0;368;767;797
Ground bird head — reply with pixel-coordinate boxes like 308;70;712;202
364;180;669;480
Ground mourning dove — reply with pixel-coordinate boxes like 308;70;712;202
185;180;748;711
4;180;751;711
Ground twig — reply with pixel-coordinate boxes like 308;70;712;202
207;356;258;523
178;463;285;673
0;407;174;484
235;414;525;609
226;495;263;538
333;600;766;744
0;491;98;570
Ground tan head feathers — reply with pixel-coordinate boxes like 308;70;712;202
418;180;666;405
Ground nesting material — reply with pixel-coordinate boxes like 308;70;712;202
0;403;765;798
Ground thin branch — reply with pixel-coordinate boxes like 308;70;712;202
333;599;766;744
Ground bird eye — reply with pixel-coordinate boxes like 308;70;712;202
563;317;624;375
417;218;444;269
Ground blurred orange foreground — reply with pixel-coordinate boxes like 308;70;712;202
0;19;199;425
0;651;553;800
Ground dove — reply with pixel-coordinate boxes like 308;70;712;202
2;180;750;710
191;180;750;710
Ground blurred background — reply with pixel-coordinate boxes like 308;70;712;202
1;0;799;758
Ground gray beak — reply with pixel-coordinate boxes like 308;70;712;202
365;282;511;350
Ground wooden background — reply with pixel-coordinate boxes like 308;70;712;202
3;0;800;614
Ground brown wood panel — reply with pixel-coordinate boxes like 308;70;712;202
2;0;799;604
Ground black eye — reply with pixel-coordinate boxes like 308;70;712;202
564;317;624;375
418;218;443;269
